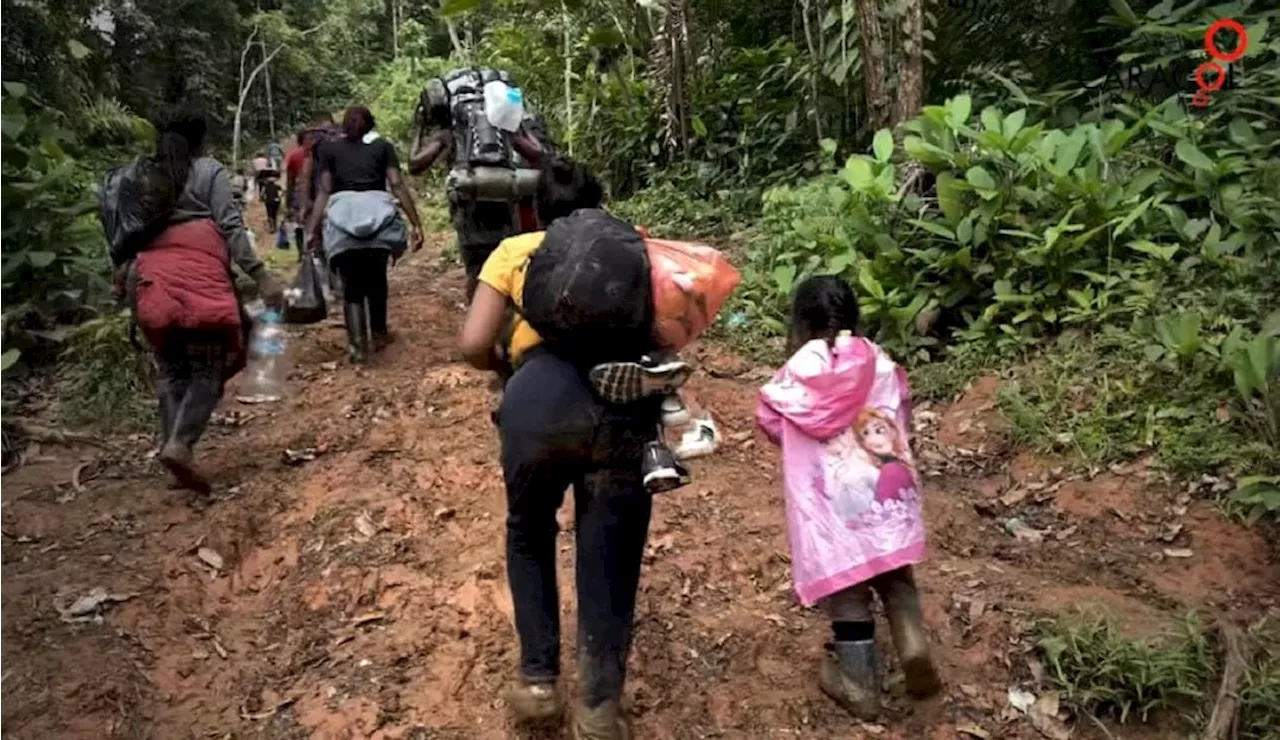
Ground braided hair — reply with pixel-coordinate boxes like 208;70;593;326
788;275;861;353
149;113;207;218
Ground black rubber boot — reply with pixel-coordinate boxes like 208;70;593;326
343;301;372;364
819;640;881;719
877;574;943;699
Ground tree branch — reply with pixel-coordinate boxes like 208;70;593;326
1203;624;1249;740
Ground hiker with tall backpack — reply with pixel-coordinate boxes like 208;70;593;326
100;113;284;494
305;105;424;363
408;67;553;300
459;158;681;740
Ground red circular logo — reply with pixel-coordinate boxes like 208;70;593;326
1204;18;1248;63
1195;61;1227;92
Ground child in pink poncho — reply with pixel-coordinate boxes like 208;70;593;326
757;275;941;719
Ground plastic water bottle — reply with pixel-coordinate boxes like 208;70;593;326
484;80;525;132
237;310;289;403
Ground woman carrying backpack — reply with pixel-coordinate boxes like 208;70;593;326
113;113;284;493
459;159;656;740
306;106;424;362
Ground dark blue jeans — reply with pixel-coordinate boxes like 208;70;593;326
498;348;658;708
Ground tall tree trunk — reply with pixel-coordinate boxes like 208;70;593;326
656;0;690;157
391;0;399;59
852;0;892;131
562;1;574;156
261;38;275;140
800;0;824;142
895;0;924;124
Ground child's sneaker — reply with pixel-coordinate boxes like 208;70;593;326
641;441;691;494
673;416;720;460
661;394;692;427
590;355;692;404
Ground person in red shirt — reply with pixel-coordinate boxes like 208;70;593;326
284;128;314;257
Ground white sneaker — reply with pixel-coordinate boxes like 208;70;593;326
661;395;692;427
674;417;720;460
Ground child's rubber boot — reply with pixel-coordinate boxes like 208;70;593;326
504;677;562;724
572;699;631;740
880;579;943;699
819;640;880;720
589;355;692;404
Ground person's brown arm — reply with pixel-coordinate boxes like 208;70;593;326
459;282;509;371
409;128;451;176
305;169;333;248
510;130;546;169
387;166;424;252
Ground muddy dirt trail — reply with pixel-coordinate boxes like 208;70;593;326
3;209;1278;740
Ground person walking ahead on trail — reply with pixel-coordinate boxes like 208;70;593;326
756;275;942;721
459;161;655;740
114;114;284;494
306;105;424;363
262;177;282;233
408;69;551;301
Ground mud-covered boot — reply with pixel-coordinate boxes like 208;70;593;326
504;677;562;724
343;301;372;364
819;640;881;719
159;440;211;494
572;699;631;740
880;578;943;699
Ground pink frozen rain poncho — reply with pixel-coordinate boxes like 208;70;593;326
757;332;927;606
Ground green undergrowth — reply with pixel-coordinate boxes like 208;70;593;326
1036;612;1280;739
995;327;1277;480
57;310;153;432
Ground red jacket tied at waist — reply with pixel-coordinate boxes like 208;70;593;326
134;219;245;364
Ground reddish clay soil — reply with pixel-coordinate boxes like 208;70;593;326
3;212;1279;739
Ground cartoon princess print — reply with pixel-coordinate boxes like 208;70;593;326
853;407;919;503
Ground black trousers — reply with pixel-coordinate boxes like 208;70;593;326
332;250;389;334
264;199;280;232
498;348;659;707
155;331;227;449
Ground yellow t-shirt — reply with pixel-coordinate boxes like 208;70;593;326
477;231;545;364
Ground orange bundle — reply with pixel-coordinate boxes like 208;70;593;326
644;236;741;351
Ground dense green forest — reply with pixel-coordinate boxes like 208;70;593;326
2;0;1278;520
2;1;1280;734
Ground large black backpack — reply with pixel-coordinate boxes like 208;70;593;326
520;209;654;367
308;124;343;197
99;156;169;266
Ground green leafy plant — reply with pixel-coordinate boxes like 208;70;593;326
57;310;153;432
1;83;114;363
1037;612;1215;725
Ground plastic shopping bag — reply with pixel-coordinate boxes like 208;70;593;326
644;237;741;351
276;224;290;250
282;254;328;325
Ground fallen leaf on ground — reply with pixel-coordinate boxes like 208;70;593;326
283;447;318;465
350;611;386;627
1000;487;1030;507
239;697;297;721
59;587;140;622
1008;687;1036;713
1029;691;1071;739
354;513;378;539
1005;518;1045;543
1163;548;1193;559
957;723;992;739
197;547;224;571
